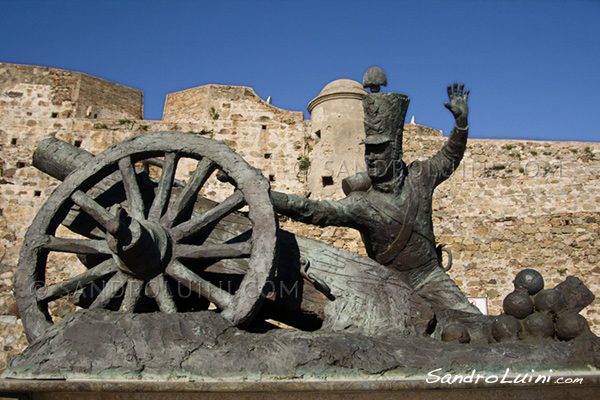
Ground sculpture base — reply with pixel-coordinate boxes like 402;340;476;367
3;309;600;383
1;377;600;400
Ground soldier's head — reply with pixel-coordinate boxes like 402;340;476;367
364;141;395;183
361;92;410;183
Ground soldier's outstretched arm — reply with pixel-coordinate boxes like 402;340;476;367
430;83;470;185
271;191;358;228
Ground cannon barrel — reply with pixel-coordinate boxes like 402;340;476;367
33;138;95;181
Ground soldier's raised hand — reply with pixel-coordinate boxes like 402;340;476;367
444;82;469;127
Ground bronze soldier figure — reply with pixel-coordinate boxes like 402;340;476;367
272;68;479;314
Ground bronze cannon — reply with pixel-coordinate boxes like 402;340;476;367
16;132;433;343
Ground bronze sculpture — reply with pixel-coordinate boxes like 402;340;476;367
15;132;435;343
272;68;478;314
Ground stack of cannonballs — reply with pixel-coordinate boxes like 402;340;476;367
492;269;595;342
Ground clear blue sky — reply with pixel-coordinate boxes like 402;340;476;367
1;0;599;142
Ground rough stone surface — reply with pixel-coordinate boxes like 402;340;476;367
161;83;311;198
0;62;143;120
4;309;600;381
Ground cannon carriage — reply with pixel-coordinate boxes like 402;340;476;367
16;131;433;343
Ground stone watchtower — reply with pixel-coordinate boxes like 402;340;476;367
306;79;368;200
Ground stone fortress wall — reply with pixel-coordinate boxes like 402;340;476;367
0;63;144;121
1;62;599;369
162;83;311;196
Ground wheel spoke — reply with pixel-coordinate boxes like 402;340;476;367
119;278;143;313
170;190;245;242
148;152;178;221
147;274;177;313
175;241;252;260
165;260;233;310
118;156;145;220
164;158;215;227
41;235;111;255
36;259;117;302
141;158;185;188
71;190;122;236
89;272;128;309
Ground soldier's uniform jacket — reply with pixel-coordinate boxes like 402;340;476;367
273;124;468;273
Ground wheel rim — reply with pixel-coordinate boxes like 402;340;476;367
16;132;278;342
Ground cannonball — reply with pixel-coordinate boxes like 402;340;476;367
503;290;534;319
555;311;590;341
535;289;567;314
523;313;555;339
441;323;471;344
491;314;522;342
514;269;544;295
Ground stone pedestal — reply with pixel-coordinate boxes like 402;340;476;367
1;377;599;400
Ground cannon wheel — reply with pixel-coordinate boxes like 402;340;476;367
16;132;278;342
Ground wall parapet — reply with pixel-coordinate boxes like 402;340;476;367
163;84;304;125
0;62;143;120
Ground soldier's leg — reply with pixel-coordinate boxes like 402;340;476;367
411;261;481;314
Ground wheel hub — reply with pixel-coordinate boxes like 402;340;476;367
107;213;172;281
